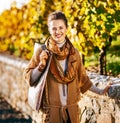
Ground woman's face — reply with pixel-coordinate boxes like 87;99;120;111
48;19;68;44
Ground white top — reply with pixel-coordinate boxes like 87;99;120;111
57;41;68;106
58;59;67;106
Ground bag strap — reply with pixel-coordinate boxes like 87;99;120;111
41;44;46;50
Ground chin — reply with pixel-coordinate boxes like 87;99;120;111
54;38;61;42
56;38;65;43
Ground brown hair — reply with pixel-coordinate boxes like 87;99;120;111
47;11;68;27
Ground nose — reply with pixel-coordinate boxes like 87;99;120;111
56;28;60;34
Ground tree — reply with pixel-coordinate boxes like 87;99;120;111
35;0;120;74
0;1;39;59
0;0;120;74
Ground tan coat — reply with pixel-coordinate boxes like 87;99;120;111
24;46;93;123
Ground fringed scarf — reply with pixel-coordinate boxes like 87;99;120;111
46;37;76;84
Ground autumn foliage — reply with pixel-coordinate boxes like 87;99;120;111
0;0;120;60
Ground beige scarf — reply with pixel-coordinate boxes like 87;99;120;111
46;37;76;84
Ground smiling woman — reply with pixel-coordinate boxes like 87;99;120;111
23;11;111;123
0;0;29;13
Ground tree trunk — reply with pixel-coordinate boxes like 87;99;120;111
82;54;85;65
99;47;107;75
99;36;112;75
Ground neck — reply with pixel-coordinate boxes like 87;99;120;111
57;40;66;48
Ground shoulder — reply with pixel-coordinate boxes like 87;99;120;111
73;47;82;59
34;43;45;54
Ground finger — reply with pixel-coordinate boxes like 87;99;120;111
39;59;46;66
40;51;48;60
108;82;113;85
38;60;46;71
105;85;111;92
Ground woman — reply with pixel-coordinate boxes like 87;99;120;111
24;11;110;123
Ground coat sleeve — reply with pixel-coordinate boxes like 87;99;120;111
77;51;93;94
23;47;43;86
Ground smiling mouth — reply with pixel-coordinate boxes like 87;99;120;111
55;34;62;38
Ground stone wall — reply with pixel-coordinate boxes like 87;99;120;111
80;72;120;123
0;53;41;123
0;53;120;123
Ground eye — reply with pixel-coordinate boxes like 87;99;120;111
59;26;63;30
52;27;57;31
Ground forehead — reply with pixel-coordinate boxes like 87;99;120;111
48;19;66;27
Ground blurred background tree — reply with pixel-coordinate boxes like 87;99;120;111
0;0;120;75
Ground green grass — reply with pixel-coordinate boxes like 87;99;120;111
85;37;120;76
107;38;120;76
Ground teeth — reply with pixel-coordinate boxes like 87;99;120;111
56;35;61;38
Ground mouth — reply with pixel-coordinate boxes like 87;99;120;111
55;34;62;38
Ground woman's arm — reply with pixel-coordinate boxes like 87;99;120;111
30;67;42;85
89;84;111;95
89;85;103;95
24;46;48;86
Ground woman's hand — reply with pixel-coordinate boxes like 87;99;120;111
101;82;112;95
38;51;49;71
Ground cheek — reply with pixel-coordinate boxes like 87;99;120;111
49;29;54;35
63;30;67;35
48;27;53;34
48;27;56;35
64;28;68;33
